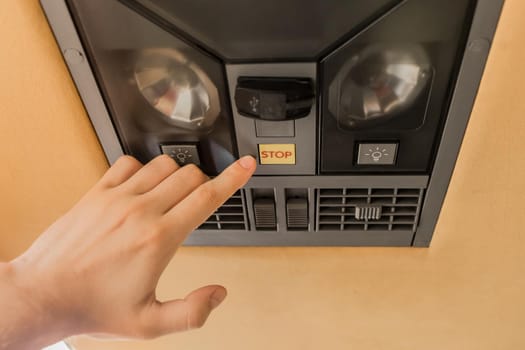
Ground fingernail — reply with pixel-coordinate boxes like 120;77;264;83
238;155;256;170
209;287;227;309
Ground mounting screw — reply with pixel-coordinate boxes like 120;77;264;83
468;39;490;53
63;48;85;65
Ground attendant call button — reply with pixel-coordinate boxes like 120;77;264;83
258;144;296;165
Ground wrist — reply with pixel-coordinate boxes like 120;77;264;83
0;261;78;349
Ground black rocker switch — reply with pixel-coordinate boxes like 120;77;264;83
253;198;277;230
235;77;314;121
286;198;309;230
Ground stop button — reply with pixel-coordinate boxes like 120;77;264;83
258;144;296;165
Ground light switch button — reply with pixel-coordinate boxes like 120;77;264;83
161;144;201;166
357;143;398;165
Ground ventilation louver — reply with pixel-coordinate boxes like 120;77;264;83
199;190;248;230
316;188;424;232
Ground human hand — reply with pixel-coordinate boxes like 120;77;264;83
1;154;256;349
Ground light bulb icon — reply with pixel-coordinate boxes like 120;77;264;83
172;148;193;164
365;147;389;162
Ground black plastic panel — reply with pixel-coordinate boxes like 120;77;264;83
129;0;400;61
320;0;475;174
67;0;238;175
40;0;505;246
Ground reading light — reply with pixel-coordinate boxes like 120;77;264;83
329;44;432;130
134;48;221;131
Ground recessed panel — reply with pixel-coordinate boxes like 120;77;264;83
131;0;400;60
320;0;475;174
41;0;504;246
68;0;237;175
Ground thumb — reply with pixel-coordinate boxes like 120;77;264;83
141;285;227;338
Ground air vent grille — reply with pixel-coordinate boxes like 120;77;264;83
316;188;424;232
198;190;248;230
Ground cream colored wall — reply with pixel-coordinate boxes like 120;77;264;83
1;1;524;349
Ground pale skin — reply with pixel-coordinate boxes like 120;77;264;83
0;154;257;350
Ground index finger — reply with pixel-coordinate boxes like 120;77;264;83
162;156;256;242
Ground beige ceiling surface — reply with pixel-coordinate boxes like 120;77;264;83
1;1;524;349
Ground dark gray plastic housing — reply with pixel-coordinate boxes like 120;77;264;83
40;0;505;247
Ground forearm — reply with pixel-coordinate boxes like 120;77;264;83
0;155;254;347
0;262;73;350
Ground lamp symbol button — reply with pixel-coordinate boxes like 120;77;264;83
357;143;398;165
161;144;201;167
